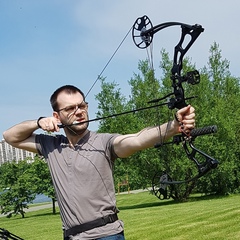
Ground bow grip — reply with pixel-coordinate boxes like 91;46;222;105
190;125;217;138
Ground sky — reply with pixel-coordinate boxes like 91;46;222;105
0;0;240;137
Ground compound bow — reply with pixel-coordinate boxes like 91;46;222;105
132;15;219;199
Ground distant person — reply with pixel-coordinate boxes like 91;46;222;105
3;85;195;240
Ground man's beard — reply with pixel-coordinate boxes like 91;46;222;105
62;113;89;136
66;121;89;136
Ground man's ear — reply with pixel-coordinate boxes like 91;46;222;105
53;111;60;121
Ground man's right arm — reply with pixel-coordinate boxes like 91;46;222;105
3;120;39;153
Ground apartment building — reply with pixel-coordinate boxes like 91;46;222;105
0;139;35;164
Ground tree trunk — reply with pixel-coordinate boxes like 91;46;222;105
52;198;56;214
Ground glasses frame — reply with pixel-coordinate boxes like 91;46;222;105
57;101;88;118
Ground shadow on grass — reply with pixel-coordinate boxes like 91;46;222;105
1;211;60;221
25;211;60;218
2;194;228;220
119;193;228;210
188;193;229;202
119;199;178;210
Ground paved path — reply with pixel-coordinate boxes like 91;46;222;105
0;202;57;217
26;202;58;212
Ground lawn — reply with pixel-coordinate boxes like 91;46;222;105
0;192;239;240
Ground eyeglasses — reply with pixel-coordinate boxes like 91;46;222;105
57;101;88;117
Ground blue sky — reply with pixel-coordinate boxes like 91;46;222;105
1;0;239;137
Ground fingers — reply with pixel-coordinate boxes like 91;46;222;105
177;105;194;117
182;112;195;129
176;105;195;133
38;117;60;132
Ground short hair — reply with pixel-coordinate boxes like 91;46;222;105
50;85;85;111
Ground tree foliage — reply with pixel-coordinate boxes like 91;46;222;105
0;160;35;218
0;156;55;218
28;156;57;214
96;42;240;200
195;42;240;195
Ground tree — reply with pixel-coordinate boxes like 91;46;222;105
0;155;56;217
0;160;35;218
195;42;240;195
95;42;240;200
29;156;57;214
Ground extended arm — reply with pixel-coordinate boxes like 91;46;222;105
113;105;195;158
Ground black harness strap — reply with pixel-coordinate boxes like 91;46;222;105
64;213;118;238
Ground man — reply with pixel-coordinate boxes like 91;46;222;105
3;85;195;240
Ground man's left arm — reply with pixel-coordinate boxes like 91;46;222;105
113;105;195;158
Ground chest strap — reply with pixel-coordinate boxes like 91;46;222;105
64;213;118;238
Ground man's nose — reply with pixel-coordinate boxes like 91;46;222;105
74;106;85;115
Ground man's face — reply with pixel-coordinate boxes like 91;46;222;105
55;91;89;135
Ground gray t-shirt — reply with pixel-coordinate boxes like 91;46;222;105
35;130;124;239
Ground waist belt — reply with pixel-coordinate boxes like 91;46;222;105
64;213;118;238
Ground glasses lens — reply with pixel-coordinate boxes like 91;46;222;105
66;102;88;117
79;102;88;110
65;106;77;114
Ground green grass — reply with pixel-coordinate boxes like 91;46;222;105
1;192;240;239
